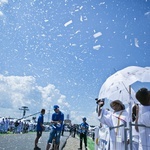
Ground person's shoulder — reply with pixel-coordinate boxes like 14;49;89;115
60;111;64;115
122;110;129;116
140;105;150;111
85;122;89;127
59;111;64;117
38;114;42;118
52;113;56;117
40;114;44;117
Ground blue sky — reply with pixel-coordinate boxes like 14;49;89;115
0;0;150;125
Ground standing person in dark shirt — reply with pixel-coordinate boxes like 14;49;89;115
78;117;89;150
34;109;45;150
73;124;77;138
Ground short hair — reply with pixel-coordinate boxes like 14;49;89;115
135;88;150;106
41;109;45;113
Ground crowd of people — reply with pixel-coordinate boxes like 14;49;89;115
0;117;35;134
96;87;150;150
34;105;91;150
1;87;150;150
1;105;90;150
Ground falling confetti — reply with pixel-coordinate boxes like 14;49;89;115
134;38;139;48
93;32;102;38
64;20;73;27
93;45;101;50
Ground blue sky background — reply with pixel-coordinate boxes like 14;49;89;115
0;0;150;125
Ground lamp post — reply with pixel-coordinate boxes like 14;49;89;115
19;106;29;118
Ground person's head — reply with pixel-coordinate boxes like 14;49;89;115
135;88;150;106
53;105;60;113
110;100;125;112
82;117;86;122
41;109;45;115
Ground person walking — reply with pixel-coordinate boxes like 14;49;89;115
46;105;64;150
34;109;45;150
72;124;77;138
78;117;89;150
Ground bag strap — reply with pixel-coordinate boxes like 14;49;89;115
115;111;123;135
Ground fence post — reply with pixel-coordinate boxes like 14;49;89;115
124;121;128;150
129;122;133;150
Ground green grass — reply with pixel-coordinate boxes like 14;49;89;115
0;131;12;135
76;135;94;150
87;137;94;150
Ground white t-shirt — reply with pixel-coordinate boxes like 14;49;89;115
98;109;129;150
138;105;150;150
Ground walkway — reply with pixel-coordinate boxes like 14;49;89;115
63;135;80;150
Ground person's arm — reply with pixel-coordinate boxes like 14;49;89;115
50;114;57;124
39;116;45;130
51;120;60;124
50;113;58;124
98;101;104;117
40;122;45;130
135;104;139;132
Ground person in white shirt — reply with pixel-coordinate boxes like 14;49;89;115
127;104;139;150
97;99;128;150
1;118;5;133
135;88;150;150
4;118;10;133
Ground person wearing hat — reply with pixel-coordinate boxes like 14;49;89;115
97;99;128;150
135;88;150;150
46;105;64;150
78;117;89;150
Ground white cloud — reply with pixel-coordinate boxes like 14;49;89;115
70;110;81;124
0;75;69;119
70;110;99;125
0;0;8;18
88;111;100;125
0;0;8;6
0;74;99;125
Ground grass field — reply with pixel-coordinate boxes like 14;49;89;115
87;137;95;150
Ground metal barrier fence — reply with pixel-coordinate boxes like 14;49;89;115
95;122;150;150
129;123;150;150
109;122;127;150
